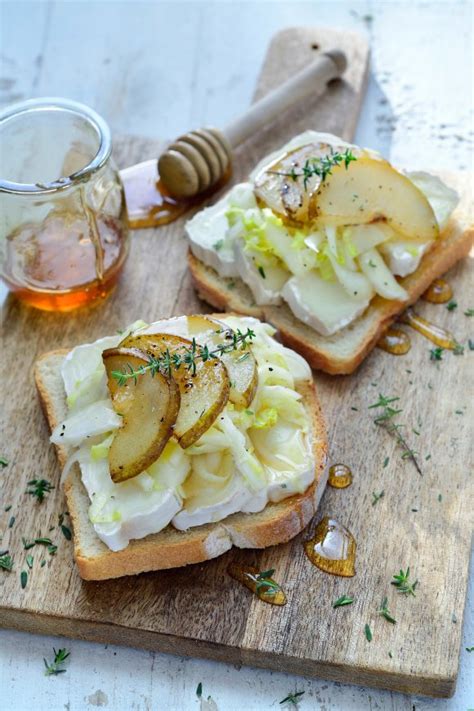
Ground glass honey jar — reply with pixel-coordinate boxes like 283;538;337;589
0;98;129;311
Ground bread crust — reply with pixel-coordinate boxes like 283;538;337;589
188;171;473;374
34;327;327;581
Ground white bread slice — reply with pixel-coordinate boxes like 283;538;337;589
34;330;327;581
188;172;473;374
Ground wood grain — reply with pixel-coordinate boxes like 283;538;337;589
0;27;472;699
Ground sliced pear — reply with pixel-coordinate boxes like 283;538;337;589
358;248;408;301
313;156;439;242
103;348;180;483
120;332;230;448
254;141;353;224
186;314;258;409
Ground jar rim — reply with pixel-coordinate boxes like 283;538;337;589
0;97;112;195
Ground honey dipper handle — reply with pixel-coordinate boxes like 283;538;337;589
223;49;347;148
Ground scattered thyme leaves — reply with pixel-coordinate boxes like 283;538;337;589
464;308;474;317
26;554;34;569
8;516;15;528
20;570;27;589
369;394;422;475
61;525;72;541
26;478;54;503
4;504;11;512
446;301;457;311
255;568;281;597
112;327;256;385
383;456;389;468
0;457;8;468
364;623;373;642
430;347;444;361
466;646;474;652
333;595;354;608
438;494;442;502
378;597;396;624
0;554;13;571
280;690;305;706
391;567;418;596
372;490;385;506
196;682;202;698
44;648;70;676
257;265;266;279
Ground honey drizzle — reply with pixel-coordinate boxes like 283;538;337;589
328;463;353;489
401;307;458;349
304;517;356;577
377;327;411;355
121;159;232;229
422;278;453;304
227;563;287;605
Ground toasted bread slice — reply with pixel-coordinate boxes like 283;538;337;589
34;329;327;581
188;172;473;375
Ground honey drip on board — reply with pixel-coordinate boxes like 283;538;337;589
377;327;411;355
422;278;453;304
121;159;231;229
227;563;287;605
304;517;356;577
401;307;458;349
328;463;353;489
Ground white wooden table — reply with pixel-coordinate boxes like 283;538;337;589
1;1;473;709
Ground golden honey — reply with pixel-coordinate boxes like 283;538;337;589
227;563;287;605
401;307;458;349
304;517;356;577
328;463;353;489
377;327;411;355
422;278;453;304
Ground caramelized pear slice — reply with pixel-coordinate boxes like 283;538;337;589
313;156;439;241
120;332;230;448
254;141;352;224
186;315;258;408
103;347;180;483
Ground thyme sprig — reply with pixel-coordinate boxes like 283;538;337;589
391;567;418;596
112;328;256;385
26;478;54;503
267;148;357;189
0;553;13;571
44;647;70;676
368;394;422;475
378;597;397;624
280;690;305;706
254;568;281;597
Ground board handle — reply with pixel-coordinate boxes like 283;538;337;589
224;49;347;148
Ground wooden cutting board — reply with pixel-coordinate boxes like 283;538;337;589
1;28;472;699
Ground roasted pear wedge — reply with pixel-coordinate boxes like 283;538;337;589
103;347;180;483
312;156;439;242
186;315;258;409
254;141;353;224
120;332;230;448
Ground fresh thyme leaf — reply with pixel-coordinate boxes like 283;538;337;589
20;570;28;589
4;504;11;512
368;259;377;268
255;568;281;597
364;623;373;642
453;343;464;356
112;328;256;386
22;537;35;550
280;690;305;705
35;537;53;546
455;409;464;415
41;559;46;568
213;239;224;251
369;394;422;475
257;265;266;279
388;650;393;658
0;554;13;571
8;516;15;528
44;647;70;676
333;595;354;608
378;597;396;624
446;301;458;311
391;567;418;596
61;525;72;541
464;308;474;317
0;457;8;468
383;457;389;468
196;682;202;698
425;454;431;460
257;568;275;579
351;406;358;411
26;479;54;503
466;646;474;652
430;347;444;361
469;339;474;351
372;490;384;506
438;493;442;502
26;554;34;569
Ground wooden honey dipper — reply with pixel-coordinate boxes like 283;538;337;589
158;49;347;199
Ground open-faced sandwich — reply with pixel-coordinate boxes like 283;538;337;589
35;315;327;580
186;131;473;373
